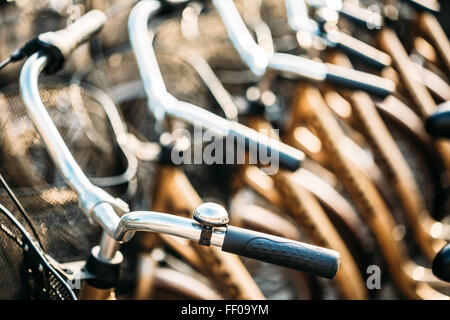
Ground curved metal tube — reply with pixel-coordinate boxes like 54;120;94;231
212;0;328;81
128;0;305;172
19;53;123;233
114;211;226;246
19;53;227;251
212;0;393;92
20;52;123;259
127;0;169;123
211;0;268;76
20;54;92;198
211;0;328;80
128;0;231;136
17;57;226;256
269;53;327;81
19;53;125;261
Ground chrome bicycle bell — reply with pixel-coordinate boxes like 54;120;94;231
193;202;229;246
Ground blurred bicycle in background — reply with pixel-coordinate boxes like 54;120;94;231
0;0;449;300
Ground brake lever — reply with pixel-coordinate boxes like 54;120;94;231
1;10;107;73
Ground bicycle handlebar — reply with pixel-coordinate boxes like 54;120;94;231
19;10;107;74
20;52;126;240
229;121;305;171
324;62;395;97
432;243;450;282
269;53;395;96
129;0;304;171
323;29;392;69
284;0;390;69
211;0;268;76
19;51;328;276
19;11;124;243
305;0;383;30
212;0;395;96
38;10;106;61
114;209;340;279
18;6;336;278
285;0;390;69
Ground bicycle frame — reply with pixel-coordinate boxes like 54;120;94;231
227;1;450;295
378;21;450;173
288;82;448;299
239;118;368;299
417;9;450;73
325;52;449;258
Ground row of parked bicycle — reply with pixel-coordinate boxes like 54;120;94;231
0;0;449;299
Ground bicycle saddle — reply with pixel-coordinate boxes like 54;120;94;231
432;244;450;282
425;101;450;139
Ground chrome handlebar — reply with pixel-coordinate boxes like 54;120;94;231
127;0;236;132
20;53;127;238
13;60;338;275
128;0;304;171
114;210;226;245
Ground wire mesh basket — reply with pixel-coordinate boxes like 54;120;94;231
0;77;134;298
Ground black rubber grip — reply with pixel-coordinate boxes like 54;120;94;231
228;121;304;171
425;102;450;139
222;226;340;279
38;10;107;60
403;0;440;13
325;63;395;97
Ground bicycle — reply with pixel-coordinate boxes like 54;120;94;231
11;8;340;300
201;0;450;299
